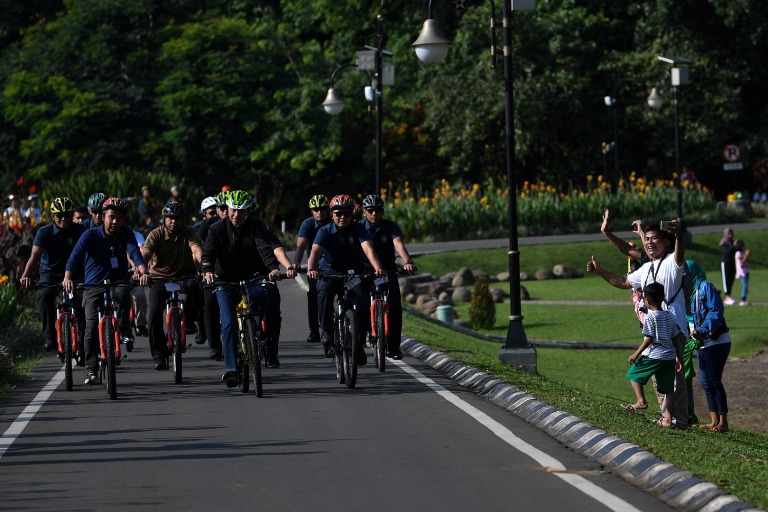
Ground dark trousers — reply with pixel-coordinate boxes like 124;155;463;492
316;276;366;339
264;283;282;356
82;285;130;370
699;342;731;414
203;284;221;353
306;277;319;336
147;279;199;360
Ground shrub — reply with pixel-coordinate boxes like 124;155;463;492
469;276;496;330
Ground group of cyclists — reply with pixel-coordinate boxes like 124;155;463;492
19;187;415;390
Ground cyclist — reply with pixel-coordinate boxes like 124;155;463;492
360;194;416;360
73;205;89;224
198;192;227;360
201;190;281;387
306;194;384;362
294;194;331;344
189;196;219;346
25;194;43;226
20;197;87;351
142;202;203;370
63;198;150;384
82;192;107;229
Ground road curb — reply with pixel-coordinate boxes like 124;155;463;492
400;336;763;512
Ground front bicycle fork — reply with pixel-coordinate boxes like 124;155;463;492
98;314;122;361
369;297;389;339
165;304;187;351
55;310;78;355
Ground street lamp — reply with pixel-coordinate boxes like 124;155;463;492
412;0;537;372
603;67;620;187
321;15;392;194
648;55;691;223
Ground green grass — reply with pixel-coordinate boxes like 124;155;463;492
402;313;768;509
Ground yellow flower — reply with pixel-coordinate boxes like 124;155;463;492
0;274;9;286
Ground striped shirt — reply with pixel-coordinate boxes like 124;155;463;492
641;309;680;360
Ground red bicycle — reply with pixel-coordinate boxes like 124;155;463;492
156;274;197;384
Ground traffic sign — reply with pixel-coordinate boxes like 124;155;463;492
723;143;741;162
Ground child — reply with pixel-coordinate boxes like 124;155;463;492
623;282;686;428
734;240;750;306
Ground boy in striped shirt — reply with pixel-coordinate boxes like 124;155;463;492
625;282;686;427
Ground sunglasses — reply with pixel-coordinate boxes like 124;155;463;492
54;213;74;219
204;209;218;217
333;210;351;218
365;208;383;214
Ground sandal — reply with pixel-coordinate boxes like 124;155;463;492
621;403;648;413
652;418;673;428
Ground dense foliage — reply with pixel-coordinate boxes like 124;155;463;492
1;0;767;227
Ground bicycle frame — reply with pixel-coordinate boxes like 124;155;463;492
97;286;122;362
164;282;187;350
368;275;390;341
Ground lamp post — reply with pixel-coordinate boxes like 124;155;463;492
648;55;690;223
321;15;392;194
412;0;537;372
603;66;620;187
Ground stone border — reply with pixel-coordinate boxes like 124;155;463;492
399;336;762;512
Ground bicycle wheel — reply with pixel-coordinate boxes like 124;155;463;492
343;309;359;389
171;310;183;384
335;313;345;384
244;318;263;397
237;333;250;394
374;301;386;373
61;315;74;391
104;320;117;400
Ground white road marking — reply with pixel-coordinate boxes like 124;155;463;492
0;366;64;459
392;359;644;512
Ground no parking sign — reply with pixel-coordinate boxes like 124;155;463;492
723;143;743;171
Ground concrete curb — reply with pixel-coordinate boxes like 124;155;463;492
400;336;763;512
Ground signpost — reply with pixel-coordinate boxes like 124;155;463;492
723;143;743;171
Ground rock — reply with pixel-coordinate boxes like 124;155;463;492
534;268;555;280
452;286;472;302
489;286;505;303
415;294;433;308
441;271;456;282
553;264;583;279
452;267;474;287
520;285;530;300
404;293;417;304
438;291;452;303
497;271;510;282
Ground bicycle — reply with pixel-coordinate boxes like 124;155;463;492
82;280;134;400
317;271;366;389
365;267;413;372
34;283;82;391
215;273;285;397
153;274;198;384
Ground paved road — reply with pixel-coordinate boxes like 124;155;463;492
1;278;677;511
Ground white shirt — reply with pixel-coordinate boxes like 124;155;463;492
628;252;688;336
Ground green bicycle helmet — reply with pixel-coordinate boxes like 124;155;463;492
215;191;229;207
226;190;254;210
87;192;107;212
50;197;76;214
308;194;329;209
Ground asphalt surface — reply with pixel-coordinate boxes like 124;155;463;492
1;278;681;512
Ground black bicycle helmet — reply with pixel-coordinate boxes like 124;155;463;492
162;202;185;218
361;194;385;209
50;197;76;214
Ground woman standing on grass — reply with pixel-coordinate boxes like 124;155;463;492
688;261;731;433
719;227;736;305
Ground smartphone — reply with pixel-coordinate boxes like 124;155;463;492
631;222;639;231
659;220;671;231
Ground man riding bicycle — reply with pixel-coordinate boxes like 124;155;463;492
82;192;107;230
63;198;150;384
201;190;282;388
360;194;416;360
294;194;331;344
306;194;384;363
142;202;203;370
20;197;87;351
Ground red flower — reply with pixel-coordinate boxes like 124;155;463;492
28;185;37;194
16;176;26;187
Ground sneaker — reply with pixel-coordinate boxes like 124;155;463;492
324;344;334;358
210;349;222;361
136;326;149;337
44;339;57;351
266;355;281;368
194;332;206;345
723;297;735;305
121;335;134;345
153;359;168;371
306;332;320;343
356;348;367;366
739;300;750;306
320;331;332;345
388;348;403;360
222;371;237;388
84;368;98;385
